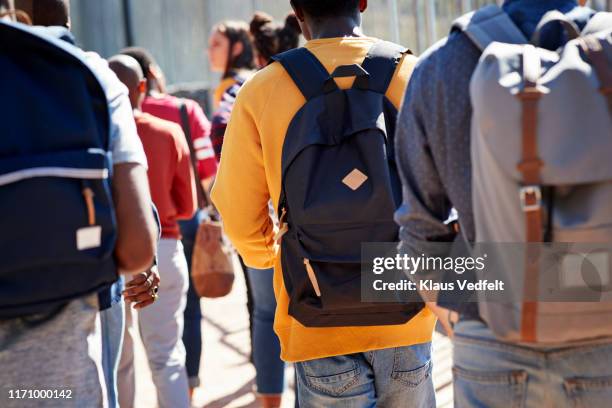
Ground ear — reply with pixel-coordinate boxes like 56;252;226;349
138;79;147;94
359;0;368;13
290;1;305;22
232;41;244;58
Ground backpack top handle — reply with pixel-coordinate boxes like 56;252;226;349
323;64;369;93
531;10;581;48
272;48;338;100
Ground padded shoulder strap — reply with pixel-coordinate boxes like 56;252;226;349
354;40;410;94
271;48;333;100
451;4;527;51
582;12;612;36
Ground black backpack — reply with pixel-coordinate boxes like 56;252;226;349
272;41;424;327
0;21;118;318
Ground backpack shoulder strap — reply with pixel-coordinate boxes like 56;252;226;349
177;100;209;208
451;4;527;51
271;47;334;100
353;40;410;94
582;12;612;36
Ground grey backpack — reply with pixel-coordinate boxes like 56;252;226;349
454;5;612;344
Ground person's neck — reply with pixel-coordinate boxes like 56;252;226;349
148;90;165;99
308;16;364;40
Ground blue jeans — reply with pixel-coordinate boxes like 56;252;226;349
453;319;612;408
295;343;434;407
179;210;206;388
100;298;125;408
247;267;285;394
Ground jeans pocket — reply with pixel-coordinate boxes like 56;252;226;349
564;375;612;408
453;366;528;408
297;355;361;397
391;343;433;387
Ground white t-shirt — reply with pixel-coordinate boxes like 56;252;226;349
84;51;148;168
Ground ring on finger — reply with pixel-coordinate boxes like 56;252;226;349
149;286;159;300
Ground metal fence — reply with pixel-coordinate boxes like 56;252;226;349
69;0;610;88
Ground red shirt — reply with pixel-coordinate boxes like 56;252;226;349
142;95;218;181
135;112;197;239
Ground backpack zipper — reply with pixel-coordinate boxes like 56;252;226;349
278;193;320;298
303;258;321;297
274;207;289;244
82;185;96;226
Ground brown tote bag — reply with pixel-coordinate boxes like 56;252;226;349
179;101;235;298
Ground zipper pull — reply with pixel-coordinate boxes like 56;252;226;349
82;187;96;226
274;207;289;244
303;258;321;297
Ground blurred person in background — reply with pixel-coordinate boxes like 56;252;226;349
0;2;158;407
206;18;259;370
10;2;161;408
0;0;11;16
109;54;196;408
250;11;301;68
120;46;218;399
208;20;257;111
14;0;69;28
241;11;301;408
207;19;257;154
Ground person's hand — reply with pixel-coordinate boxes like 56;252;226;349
123;266;161;309
426;302;458;339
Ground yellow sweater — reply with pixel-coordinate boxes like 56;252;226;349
211;37;436;363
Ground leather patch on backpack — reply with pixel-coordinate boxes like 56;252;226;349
342;168;368;191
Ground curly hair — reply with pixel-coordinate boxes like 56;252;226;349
249;12;301;62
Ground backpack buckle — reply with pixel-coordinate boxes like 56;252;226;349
520;185;542;212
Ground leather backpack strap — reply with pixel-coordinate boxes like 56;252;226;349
177;100;210;209
516;45;545;343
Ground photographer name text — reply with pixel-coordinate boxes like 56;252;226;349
372;279;505;292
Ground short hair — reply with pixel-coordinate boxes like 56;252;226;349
15;0;70;27
291;0;360;19
120;46;157;78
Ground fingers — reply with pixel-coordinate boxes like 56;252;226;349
125;272;148;288
128;294;157;309
149;270;161;287
124;290;152;305
133;298;156;309
123;267;160;309
426;302;455;339
123;277;151;297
